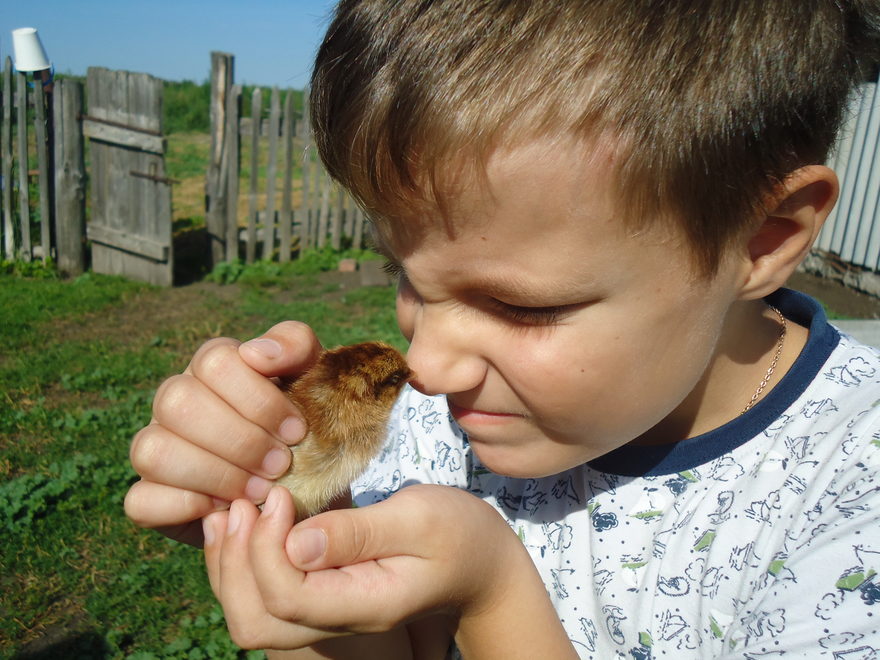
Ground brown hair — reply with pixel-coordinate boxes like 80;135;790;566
310;0;880;274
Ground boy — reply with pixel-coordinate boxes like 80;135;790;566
125;1;880;657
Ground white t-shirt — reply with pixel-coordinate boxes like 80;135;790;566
352;289;880;658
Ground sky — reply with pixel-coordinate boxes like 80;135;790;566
1;0;338;89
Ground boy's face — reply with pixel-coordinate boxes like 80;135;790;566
378;139;752;478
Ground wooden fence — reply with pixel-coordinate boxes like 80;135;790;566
0;53;368;285
1;57;87;273
205;52;367;266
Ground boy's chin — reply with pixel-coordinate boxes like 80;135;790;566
466;435;590;479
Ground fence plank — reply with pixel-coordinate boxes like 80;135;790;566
299;94;311;250
206;52;234;266
15;71;30;260
265;87;281;257
53;79;86;276
331;186;343;250
2;57;12;258
82;118;165;153
280;91;294;262
34;82;52;262
246;88;261;263
225;84;241;262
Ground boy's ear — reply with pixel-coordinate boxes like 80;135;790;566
737;165;839;300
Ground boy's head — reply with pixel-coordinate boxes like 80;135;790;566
311;0;879;274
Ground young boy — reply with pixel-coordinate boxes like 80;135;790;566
125;1;880;657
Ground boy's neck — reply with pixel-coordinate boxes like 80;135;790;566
632;298;809;446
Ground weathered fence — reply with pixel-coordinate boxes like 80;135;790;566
0;52;369;286
817;71;880;271
0;56;87;271
85;67;173;286
205;52;367;266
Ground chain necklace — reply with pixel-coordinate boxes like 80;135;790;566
741;305;787;415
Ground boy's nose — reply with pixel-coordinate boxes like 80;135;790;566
405;315;487;397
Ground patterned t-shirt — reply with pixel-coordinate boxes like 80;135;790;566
352;289;880;658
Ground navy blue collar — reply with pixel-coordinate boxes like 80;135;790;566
587;288;840;477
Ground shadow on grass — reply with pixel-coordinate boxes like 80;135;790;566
13;630;113;660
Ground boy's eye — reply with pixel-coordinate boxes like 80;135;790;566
490;300;565;326
382;260;403;277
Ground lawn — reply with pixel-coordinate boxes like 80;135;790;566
0;259;402;659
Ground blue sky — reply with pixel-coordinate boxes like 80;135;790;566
1;0;338;89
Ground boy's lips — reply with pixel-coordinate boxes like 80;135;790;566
447;400;523;425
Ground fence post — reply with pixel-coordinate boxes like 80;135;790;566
245;88;262;263
34;81;52;262
279;90;294;262
265;87;281;257
298;93;311;250
2;57;13;259
15;70;30;261
53;79;86;276
224;84;241;262
206;52;234;267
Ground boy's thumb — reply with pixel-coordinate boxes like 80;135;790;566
286;499;415;570
238;320;323;378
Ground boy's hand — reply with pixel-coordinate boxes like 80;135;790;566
202;484;548;653
124;321;322;547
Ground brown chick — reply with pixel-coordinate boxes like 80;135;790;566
276;341;413;522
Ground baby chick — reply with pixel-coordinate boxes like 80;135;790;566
276;341;413;521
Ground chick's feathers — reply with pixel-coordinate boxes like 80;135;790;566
276;341;412;521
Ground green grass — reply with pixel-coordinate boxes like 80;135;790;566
0;258;401;658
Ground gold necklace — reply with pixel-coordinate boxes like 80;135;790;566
741;305;787;415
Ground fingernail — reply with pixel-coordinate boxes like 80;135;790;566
227;502;242;536
262;487;282;516
279;416;306;444
291;528;327;565
241;338;282;359
262;448;290;475
202;515;217;545
212;497;229;511
245;475;272;502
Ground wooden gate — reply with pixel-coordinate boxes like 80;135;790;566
84;67;173;285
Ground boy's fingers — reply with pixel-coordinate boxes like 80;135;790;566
249;487;309;621
212;499;326;649
203;510;228;595
149;375;293;477
184;339;308;446
124;479;222;533
130;424;275;504
238;321;324;378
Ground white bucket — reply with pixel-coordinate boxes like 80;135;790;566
11;27;51;72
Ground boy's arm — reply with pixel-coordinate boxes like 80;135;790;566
264;616;451;660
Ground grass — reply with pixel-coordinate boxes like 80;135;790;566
0;257;401;658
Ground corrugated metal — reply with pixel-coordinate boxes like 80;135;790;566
818;76;880;271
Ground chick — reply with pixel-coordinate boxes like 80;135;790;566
276;341;413;521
